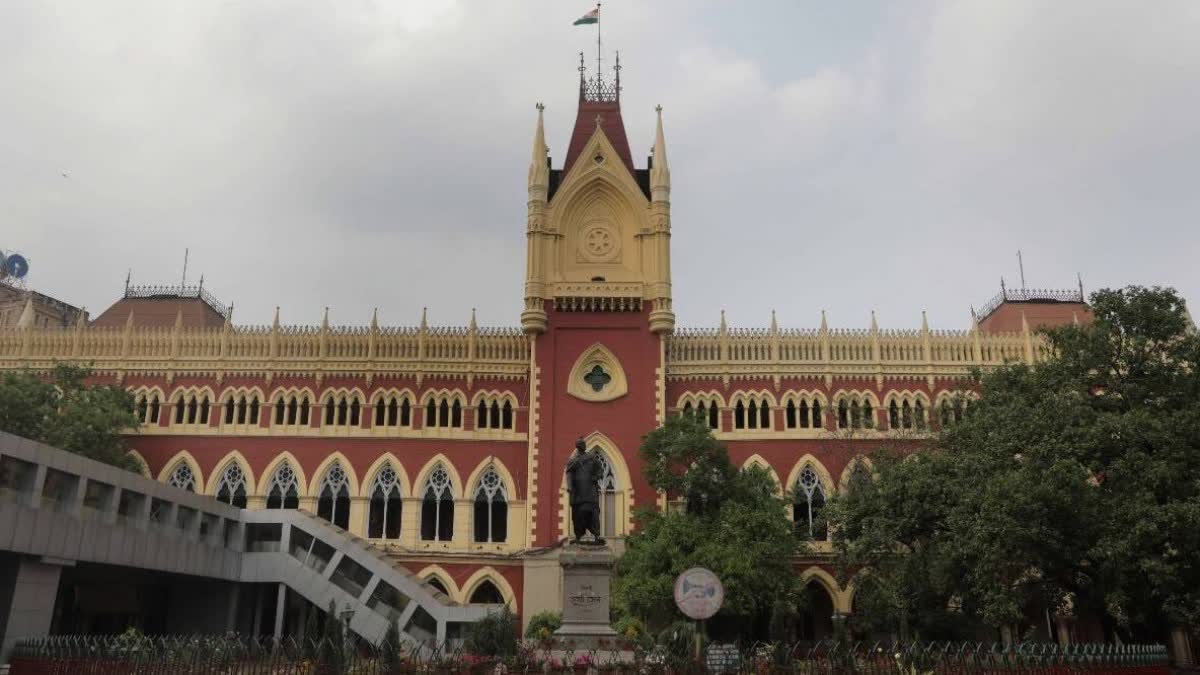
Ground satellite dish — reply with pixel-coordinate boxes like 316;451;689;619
5;254;28;279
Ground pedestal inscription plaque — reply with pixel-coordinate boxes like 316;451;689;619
553;545;619;648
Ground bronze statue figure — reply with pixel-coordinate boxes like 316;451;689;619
565;438;605;544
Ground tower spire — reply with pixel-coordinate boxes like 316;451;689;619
528;103;548;190
651;104;670;194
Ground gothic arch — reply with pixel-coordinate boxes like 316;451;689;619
729;389;779;408
205;450;257;496
465;457;519;500
412;453;465;500
566;343;629;403
785;455;836;501
780;389;829;406
800;566;850;613
216;385;267;403
461;567;516;608
418;388;468;406
839;456;875;493
268;386;317;404
319;386;367;404
369;387;417;405
126;450;152;478
415;565;460;600
469;389;519;407
259;451;309;498
128;385;166;400
157;450;203;491
740;454;782;493
360;453;412;498
558;431;634;539
169;385;216;403
307;451;360;497
675;390;726;410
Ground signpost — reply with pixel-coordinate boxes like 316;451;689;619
674;567;724;662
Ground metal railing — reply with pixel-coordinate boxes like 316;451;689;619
8;635;1171;674
977;287;1085;320
124;283;231;319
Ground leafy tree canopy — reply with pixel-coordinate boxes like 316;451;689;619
829;286;1200;642
0;363;140;471
615;413;806;636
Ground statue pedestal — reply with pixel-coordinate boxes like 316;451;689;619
553;545;619;650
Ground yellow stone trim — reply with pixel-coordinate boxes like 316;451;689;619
461;567;517;608
205;450;257;496
566;343;628;403
415;565;461;601
156;449;204;489
306;451;361;497
464;456;519;500
783;454;836;502
126;449;152;478
367;387;416;405
800;566;852;614
259;451;309;499
838;456;875;494
469;389;520;407
412;453;465;500
360;452;412;498
524;340;540;549
674;389;726;410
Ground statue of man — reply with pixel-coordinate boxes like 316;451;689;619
565;438;605;544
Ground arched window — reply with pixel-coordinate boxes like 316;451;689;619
421;465;454;541
473;467;508;543
939;397;966;427
846;461;872;493
837;395;874;430
426;577;449;596
317;462;351;529
134;393;161;425
167;462;196;492
889;400;900;429
275;393;312;427
474;396;515;431
224;393;261;427
734;395;771;430
368;464;403;539
424;394;464;429
595;451;619;538
374;394;412;428
785;397;823;430
468;580;505;605
734;400;746;429
323;393;362;427
265;462;300;510
215;463;248;508
793;466;827;541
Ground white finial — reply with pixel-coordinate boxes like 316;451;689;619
921;310;929;332
371;307;378;329
16;296;34;329
469;308;478;330
719;309;727;332
770;309;778;333
272;306;280;328
870;310;878;331
529;103;549;189
321;306;329;329
420;306;428;329
820;310;828;331
651;104;670;192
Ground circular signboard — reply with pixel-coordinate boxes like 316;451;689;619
674;567;724;620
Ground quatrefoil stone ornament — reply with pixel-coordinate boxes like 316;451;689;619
584;365;612;392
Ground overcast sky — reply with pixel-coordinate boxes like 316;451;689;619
4;1;1198;331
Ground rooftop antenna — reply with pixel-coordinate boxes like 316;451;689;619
180;248;189;290
1017;250;1027;293
596;3;602;88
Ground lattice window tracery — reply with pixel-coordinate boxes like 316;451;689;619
793;465;827;541
421;465;454;541
266;461;299;509
473;466;508;543
317;462;351;529
475;395;515;431
216;463;248;508
323;392;362;427
167;462;196;492
368;463;403;539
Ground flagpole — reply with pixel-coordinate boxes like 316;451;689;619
596;3;602;84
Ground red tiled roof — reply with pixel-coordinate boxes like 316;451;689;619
562;99;636;177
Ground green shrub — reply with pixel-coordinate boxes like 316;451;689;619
613;615;647;642
464;607;518;658
523;610;562;640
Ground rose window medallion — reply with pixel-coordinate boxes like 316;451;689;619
579;223;618;262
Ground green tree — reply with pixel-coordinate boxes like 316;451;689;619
829;286;1200;642
615;413;805;638
0;363;139;470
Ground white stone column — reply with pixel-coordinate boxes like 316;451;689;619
0;558;64;663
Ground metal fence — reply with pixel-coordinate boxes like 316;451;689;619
7;635;1170;674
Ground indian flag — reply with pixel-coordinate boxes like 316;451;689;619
573;7;598;25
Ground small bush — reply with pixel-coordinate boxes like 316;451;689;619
613;615;647;642
523;610;562;640
464;607;518;658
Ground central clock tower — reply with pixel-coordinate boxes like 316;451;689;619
522;64;672;548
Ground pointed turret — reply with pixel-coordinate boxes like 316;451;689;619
272;306;280;329
921;310;929;333
770;309;778;334
420;306;428;331
321;306;330;330
528;103;549;192
15;297;34;329
469;308;478;332
370;307;379;330
870;311;879;333
650;105;670;198
820;310;828;332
